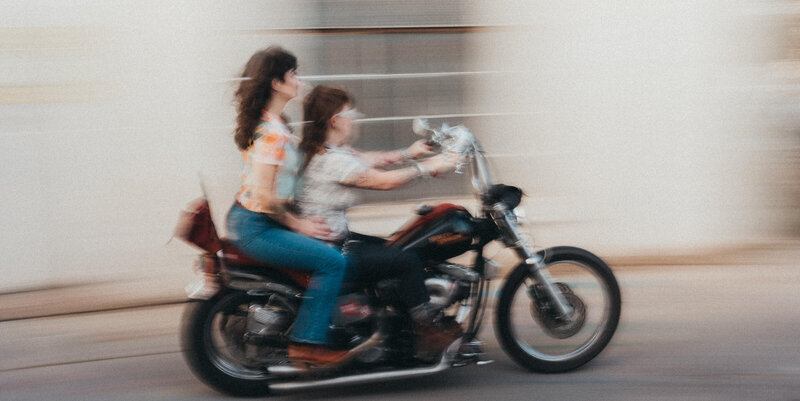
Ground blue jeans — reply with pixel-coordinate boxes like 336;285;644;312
226;204;350;345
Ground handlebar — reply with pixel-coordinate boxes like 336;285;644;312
419;120;493;194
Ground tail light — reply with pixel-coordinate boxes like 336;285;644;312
193;254;220;275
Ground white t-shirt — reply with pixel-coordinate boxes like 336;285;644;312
297;145;368;242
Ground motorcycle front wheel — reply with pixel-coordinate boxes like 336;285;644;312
495;246;621;373
181;290;296;396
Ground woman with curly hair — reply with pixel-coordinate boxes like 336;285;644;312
225;47;349;365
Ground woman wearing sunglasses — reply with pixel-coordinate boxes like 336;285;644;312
297;85;462;361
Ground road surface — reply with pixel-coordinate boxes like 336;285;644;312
2;259;799;400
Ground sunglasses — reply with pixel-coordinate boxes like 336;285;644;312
334;108;366;120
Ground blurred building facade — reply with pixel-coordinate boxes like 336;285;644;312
1;1;797;306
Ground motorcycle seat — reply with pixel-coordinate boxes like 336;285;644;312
219;239;312;288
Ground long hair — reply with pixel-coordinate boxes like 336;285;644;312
299;85;352;170
233;47;298;151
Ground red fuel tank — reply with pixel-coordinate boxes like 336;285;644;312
387;203;476;261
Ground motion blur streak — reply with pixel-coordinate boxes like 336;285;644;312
1;2;799;399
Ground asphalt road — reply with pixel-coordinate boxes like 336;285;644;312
2;259;799;401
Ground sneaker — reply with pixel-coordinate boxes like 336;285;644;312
288;343;349;367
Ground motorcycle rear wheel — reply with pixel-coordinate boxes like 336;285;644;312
181;290;295;396
495;246;621;373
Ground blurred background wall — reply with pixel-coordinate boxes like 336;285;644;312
1;1;798;312
464;1;798;256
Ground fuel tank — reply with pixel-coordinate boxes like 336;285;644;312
386;203;475;261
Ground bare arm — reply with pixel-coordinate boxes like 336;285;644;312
356;149;405;168
340;154;454;191
356;140;432;168
341;165;420;190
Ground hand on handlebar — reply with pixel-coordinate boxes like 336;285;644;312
406;139;433;159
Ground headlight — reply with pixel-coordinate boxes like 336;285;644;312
514;206;530;225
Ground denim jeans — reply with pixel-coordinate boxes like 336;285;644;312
226;204;350;345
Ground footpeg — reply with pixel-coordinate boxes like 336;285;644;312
459;340;485;357
453;340;491;367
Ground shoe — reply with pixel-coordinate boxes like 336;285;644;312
288;343;349;367
410;303;463;361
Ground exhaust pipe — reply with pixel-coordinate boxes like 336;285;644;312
268;331;387;376
269;339;463;392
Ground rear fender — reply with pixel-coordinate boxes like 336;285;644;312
174;198;222;253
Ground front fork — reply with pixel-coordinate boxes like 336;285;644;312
523;254;574;319
491;203;574;319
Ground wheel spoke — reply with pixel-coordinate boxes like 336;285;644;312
495;247;620;372
510;261;608;360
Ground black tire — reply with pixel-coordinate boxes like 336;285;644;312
181;291;295;396
495;246;621;373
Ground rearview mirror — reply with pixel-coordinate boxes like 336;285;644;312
412;118;431;136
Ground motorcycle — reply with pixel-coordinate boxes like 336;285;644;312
175;119;621;396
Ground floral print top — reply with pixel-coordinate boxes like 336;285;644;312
235;111;302;214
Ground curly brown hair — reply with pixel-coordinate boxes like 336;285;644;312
233;47;298;151
299;85;352;170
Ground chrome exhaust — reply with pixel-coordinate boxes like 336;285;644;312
268;331;387;376
269;339;463;392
